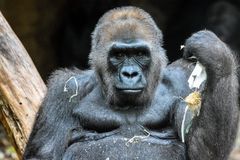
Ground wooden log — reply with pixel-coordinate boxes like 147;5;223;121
0;12;47;158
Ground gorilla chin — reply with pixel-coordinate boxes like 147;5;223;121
112;87;147;108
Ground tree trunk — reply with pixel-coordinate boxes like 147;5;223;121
0;11;46;159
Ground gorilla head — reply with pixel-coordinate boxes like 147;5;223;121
89;7;168;108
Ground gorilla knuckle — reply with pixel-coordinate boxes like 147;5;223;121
184;30;231;65
186;30;219;48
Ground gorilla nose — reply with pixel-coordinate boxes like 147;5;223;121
120;66;141;84
122;71;139;78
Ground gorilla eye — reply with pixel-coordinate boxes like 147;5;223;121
137;52;143;56
116;53;124;59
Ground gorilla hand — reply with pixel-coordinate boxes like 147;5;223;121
183;30;235;80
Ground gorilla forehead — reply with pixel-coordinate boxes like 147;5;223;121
91;6;163;50
97;6;157;27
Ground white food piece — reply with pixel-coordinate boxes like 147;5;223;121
188;61;207;89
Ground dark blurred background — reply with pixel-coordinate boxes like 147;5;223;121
0;0;240;159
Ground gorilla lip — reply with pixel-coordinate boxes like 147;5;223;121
116;88;143;94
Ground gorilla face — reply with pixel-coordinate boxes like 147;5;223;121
108;39;151;107
89;7;167;108
109;40;151;92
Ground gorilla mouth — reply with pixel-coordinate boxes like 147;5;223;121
116;88;144;94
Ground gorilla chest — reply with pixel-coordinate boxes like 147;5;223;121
74;89;174;130
66;83;186;160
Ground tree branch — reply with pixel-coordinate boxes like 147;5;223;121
0;11;46;158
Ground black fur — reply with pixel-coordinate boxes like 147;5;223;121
24;7;239;160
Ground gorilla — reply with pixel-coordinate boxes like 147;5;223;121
24;6;239;160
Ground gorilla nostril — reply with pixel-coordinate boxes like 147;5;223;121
131;72;138;78
122;71;139;78
122;71;131;78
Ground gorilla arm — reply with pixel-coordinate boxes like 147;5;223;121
23;69;96;160
174;30;239;160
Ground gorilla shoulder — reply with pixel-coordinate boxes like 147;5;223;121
46;69;97;103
